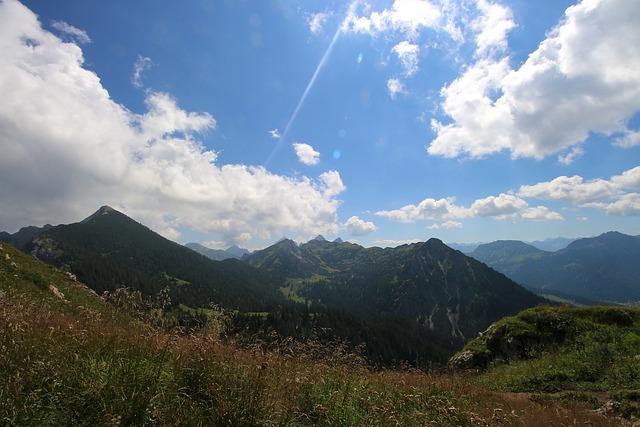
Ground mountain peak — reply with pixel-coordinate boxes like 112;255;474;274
333;237;344;244
81;205;117;224
313;234;327;242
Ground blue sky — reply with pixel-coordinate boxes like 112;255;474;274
1;0;639;249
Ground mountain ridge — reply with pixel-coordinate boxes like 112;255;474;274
470;232;640;303
246;236;544;340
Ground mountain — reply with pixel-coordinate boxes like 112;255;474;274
446;242;481;253
528;236;575;252
469;240;547;275
226;244;250;258
185;242;231;260
8;206;283;312
0;223;54;248
185;243;250;261
246;238;544;340
470;232;640;303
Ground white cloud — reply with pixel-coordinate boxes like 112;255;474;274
317;170;346;197
587;193;640;216
428;57;513;158
372;238;422;248
471;0;514;57
429;0;640;160
612;166;640;190
470;193;528;218
557;146;584;165
520;176;616;204
344;0;441;40
51;20;90;44
392;40;419;76
376;192;563;223
202;240;227;250
343;216;377;236
387;78;406;99
376;197;465;222
428;220;463;230
519;206;564;221
0;0;345;243
293;142;320;166
614;130;640;148
308;11;330;34
269;128;281;139
131;55;153;89
518;166;640;217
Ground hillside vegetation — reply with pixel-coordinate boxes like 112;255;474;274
0;243;626;426
453;305;640;419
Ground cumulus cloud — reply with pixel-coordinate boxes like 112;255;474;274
519;206;564;221
428;220;462;230
429;0;640;160
587;193;640;216
343;0;442;40
518;166;640;216
343;216;377;236
131;55;153;88
51;20;90;44
0;0;345;243
387;78;406;99
317;171;346;197
471;0;514;57
376;192;563;223
470;193;528;218
293;142;320;165
376;197;465;222
392;40;419;76
557;146;584;165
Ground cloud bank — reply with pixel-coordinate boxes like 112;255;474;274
429;0;640;160
0;0;345;243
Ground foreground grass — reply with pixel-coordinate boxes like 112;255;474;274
0;243;623;426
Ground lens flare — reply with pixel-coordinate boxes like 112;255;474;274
264;1;359;166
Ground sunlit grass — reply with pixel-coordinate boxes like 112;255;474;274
0;243;625;426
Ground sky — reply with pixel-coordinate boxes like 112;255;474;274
1;0;639;250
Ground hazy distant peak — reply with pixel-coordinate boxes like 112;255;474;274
313;234;327;242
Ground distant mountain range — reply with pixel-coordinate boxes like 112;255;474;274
469;232;640;304
185;242;250;261
244;236;543;340
447;236;575;253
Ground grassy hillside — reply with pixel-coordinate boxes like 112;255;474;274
1;242;627;425
453;305;640;419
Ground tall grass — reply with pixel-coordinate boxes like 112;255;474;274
0;243;624;426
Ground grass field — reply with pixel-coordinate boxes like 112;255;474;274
0;242;632;426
